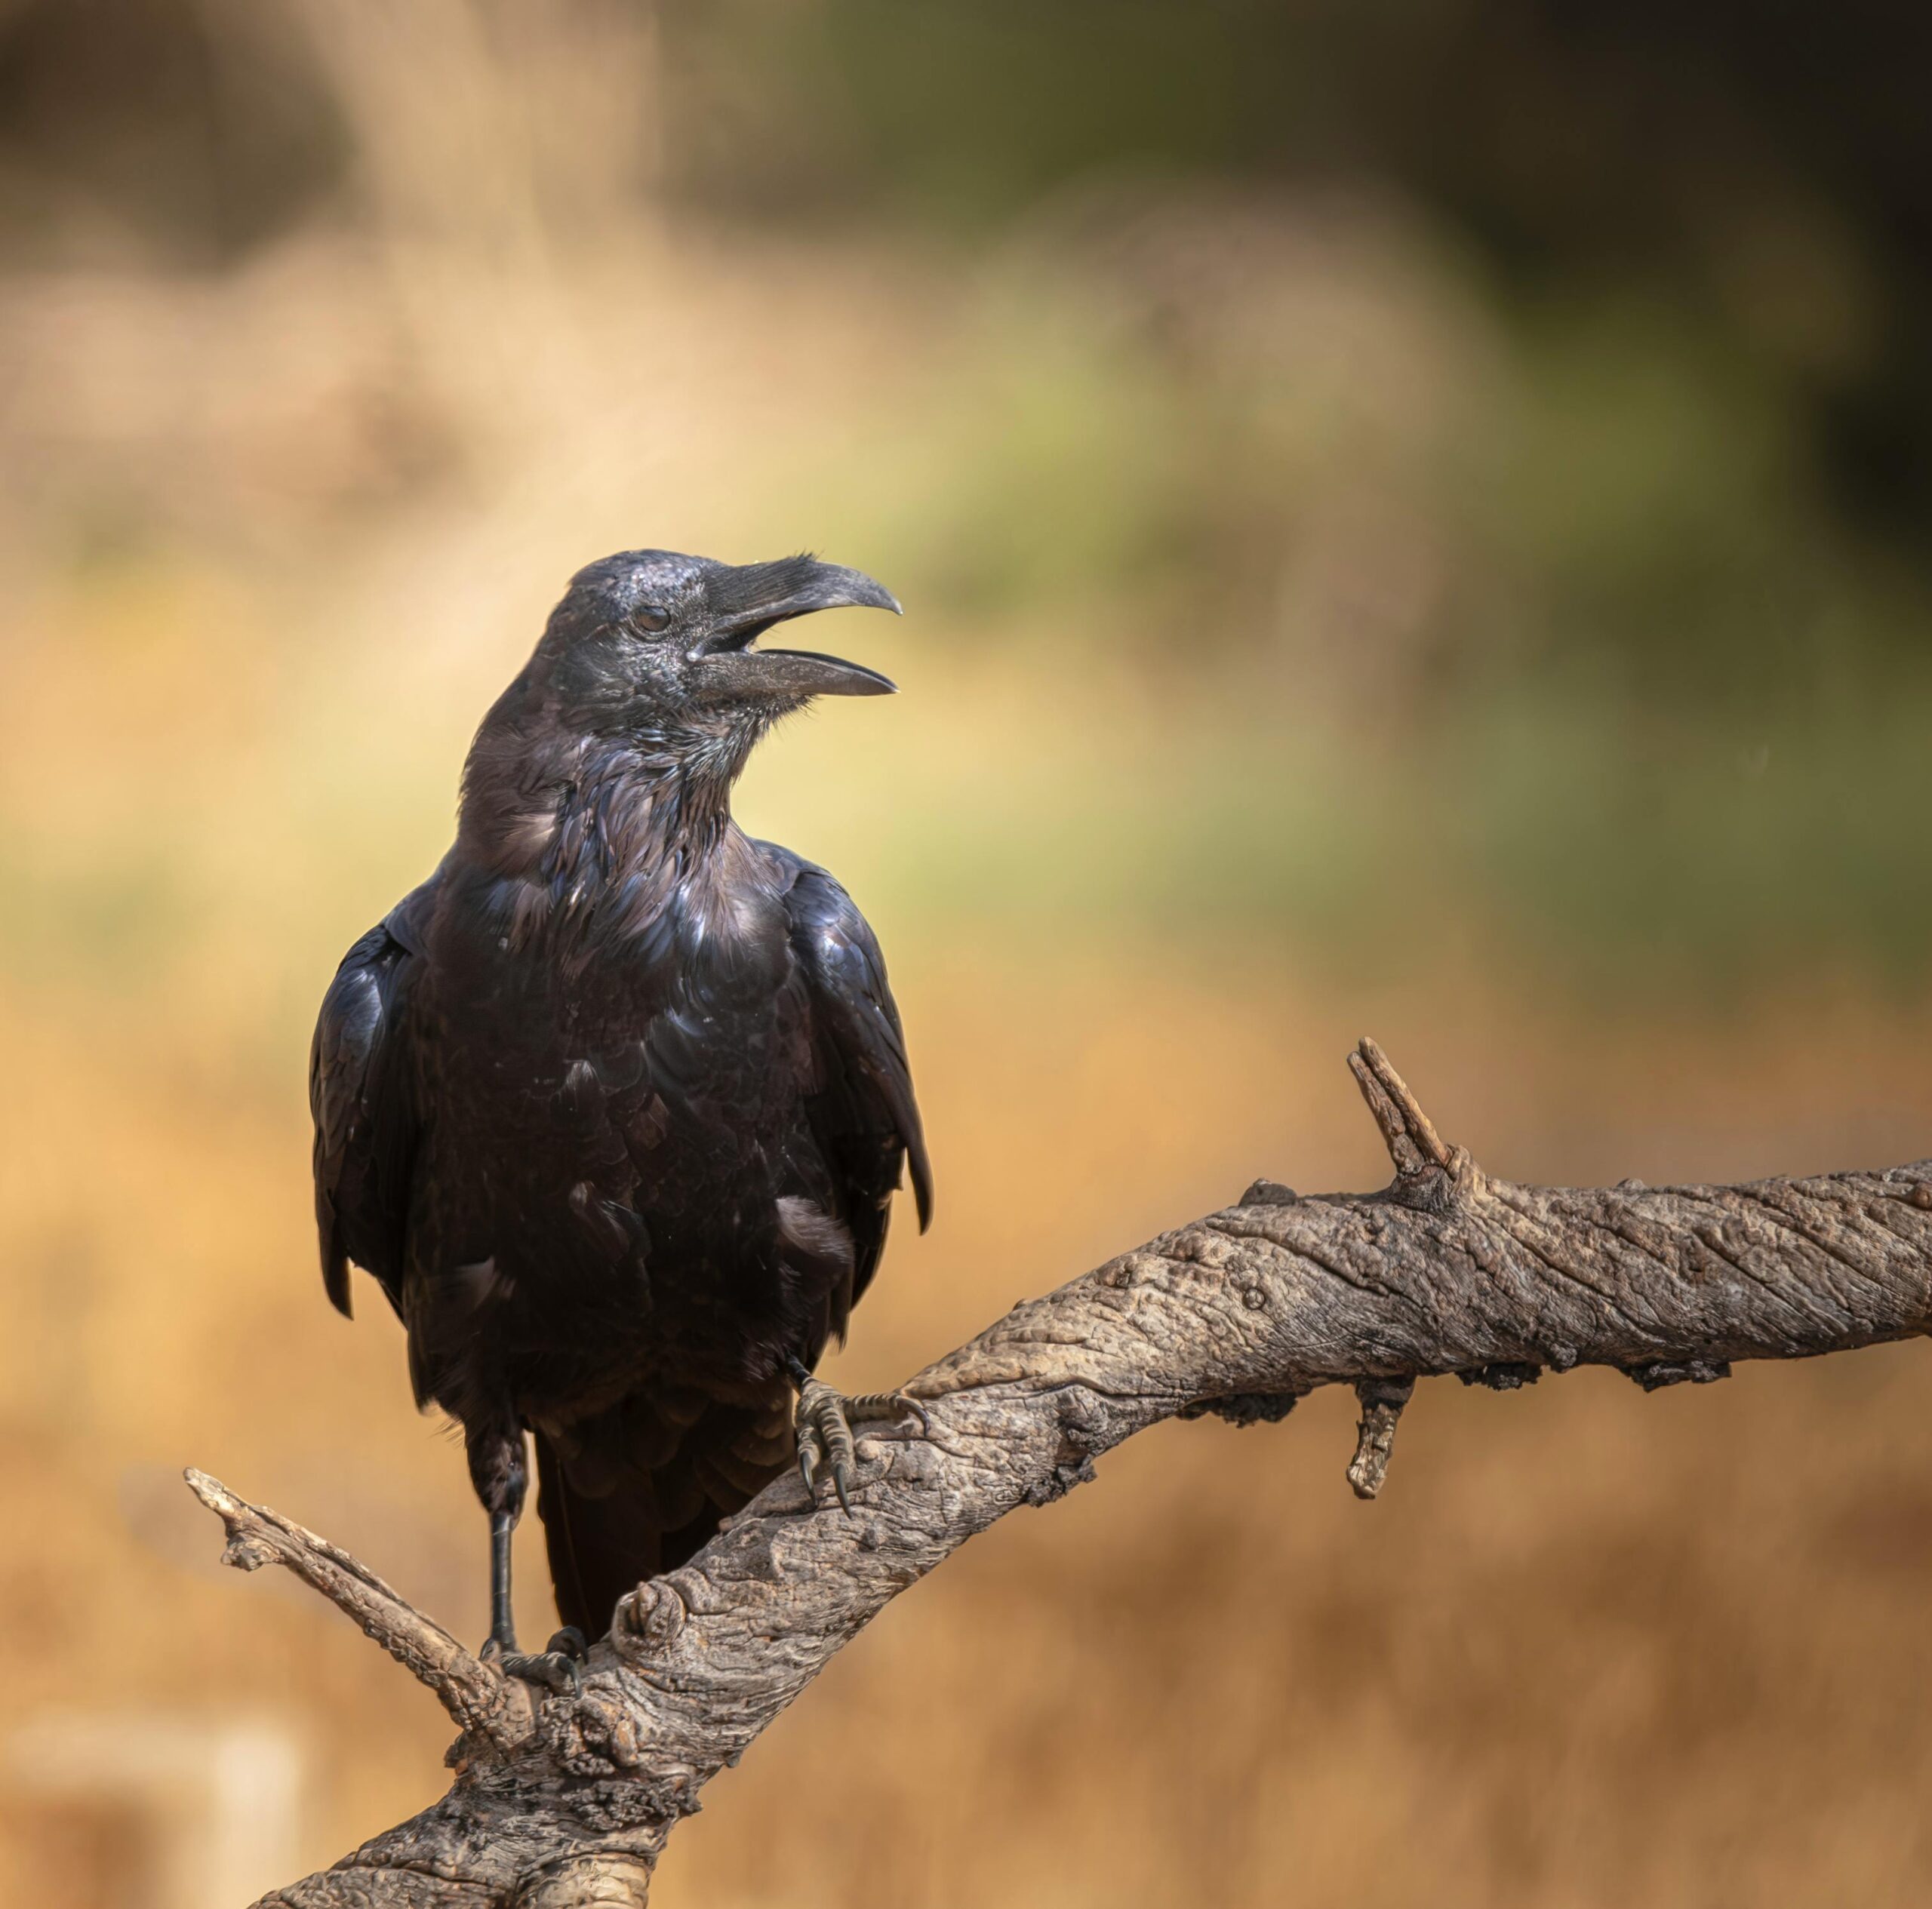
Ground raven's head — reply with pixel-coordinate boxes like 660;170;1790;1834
531;549;900;744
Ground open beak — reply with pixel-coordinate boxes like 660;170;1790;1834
694;558;902;699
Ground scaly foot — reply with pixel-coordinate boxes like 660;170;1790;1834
787;1357;931;1514
483;1625;588;1696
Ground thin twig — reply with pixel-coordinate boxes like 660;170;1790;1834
183;1468;528;1749
1348;1036;1452;1176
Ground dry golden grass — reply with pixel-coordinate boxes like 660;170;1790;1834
5;844;1932;1904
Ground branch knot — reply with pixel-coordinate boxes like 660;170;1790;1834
614;1576;689;1658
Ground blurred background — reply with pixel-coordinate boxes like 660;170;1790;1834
4;1;1932;1902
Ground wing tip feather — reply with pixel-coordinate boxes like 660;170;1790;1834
321;1243;355;1318
910;1142;934;1233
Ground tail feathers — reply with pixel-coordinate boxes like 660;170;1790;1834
533;1392;793;1640
534;1434;672;1641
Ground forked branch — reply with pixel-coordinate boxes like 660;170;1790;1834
195;1040;1932;1908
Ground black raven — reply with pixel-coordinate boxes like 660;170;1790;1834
309;551;931;1687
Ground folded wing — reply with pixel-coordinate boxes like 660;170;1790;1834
771;847;931;1337
309;878;437;1318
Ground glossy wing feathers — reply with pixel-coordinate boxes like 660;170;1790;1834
308;884;433;1318
774;850;931;1325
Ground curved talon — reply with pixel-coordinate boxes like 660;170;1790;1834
823;1397;858;1517
499;1647;583;1697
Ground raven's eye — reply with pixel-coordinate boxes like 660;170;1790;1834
633;606;671;635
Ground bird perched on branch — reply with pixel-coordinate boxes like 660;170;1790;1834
309;551;931;1689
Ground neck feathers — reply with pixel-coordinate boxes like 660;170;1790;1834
457;704;766;943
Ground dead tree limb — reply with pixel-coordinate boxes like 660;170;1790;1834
195;1038;1932;1908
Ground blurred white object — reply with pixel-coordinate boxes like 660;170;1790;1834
8;1711;303;1909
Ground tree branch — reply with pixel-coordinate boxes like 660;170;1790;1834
183;1471;531;1752
198;1039;1932;1908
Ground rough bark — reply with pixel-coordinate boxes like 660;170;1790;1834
194;1041;1932;1908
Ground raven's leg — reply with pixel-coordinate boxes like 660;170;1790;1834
786;1356;931;1515
466;1419;587;1695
